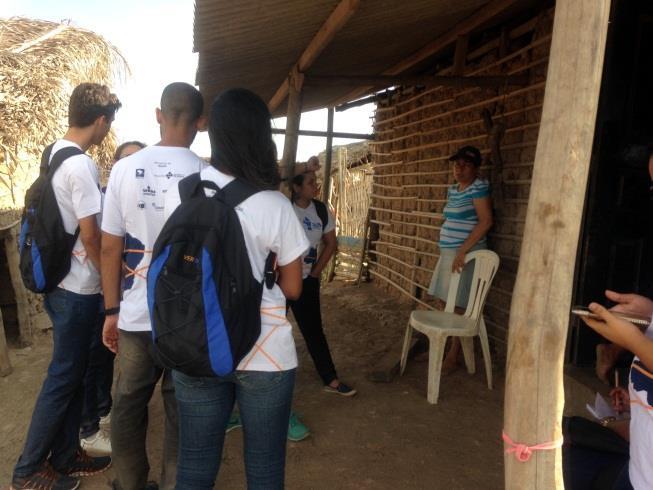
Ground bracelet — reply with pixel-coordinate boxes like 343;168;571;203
600;416;616;427
105;306;120;316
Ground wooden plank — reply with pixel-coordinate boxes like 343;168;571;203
5;225;32;342
268;0;360;112
452;34;469;75
321;107;335;203
307;74;528;89
503;1;611;488
332;0;520;105
0;306;11;377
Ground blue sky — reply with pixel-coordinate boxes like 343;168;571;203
4;0;373;160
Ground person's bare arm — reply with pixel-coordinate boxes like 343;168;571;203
310;230;337;278
452;196;493;272
79;215;101;272
101;231;124;353
277;257;303;300
583;303;653;373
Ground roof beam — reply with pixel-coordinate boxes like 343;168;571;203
306;74;529;89
268;0;360;113
331;0;520;106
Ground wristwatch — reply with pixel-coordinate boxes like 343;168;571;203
105;306;120;316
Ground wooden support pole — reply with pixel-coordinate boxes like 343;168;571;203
268;0;360;112
321;107;335;203
503;1;611;488
0;306;11;377
5;224;32;342
281;70;304;194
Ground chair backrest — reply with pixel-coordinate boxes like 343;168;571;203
444;250;500;322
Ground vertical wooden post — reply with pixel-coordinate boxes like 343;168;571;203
5;224;32;341
281;69;304;194
321;106;335;203
453;34;469;75
503;1;611;489
0;306;11;377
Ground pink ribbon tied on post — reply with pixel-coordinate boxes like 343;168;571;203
502;431;563;463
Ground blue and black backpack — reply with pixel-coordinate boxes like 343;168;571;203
19;143;84;293
147;173;275;377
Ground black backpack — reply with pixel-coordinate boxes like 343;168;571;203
312;199;328;231
19;144;84;293
147;173;274;377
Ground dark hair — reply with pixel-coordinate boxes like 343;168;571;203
113;141;146;161
290;173;306;202
68;83;122;127
161;82;204;125
208;88;280;190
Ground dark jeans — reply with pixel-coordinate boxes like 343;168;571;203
13;288;101;478
173;368;296;490
80;310;115;439
563;445;632;490
288;276;337;385
111;330;177;490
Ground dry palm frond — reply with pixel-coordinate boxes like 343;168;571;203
0;17;128;216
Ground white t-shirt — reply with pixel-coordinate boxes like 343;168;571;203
165;165;309;372
628;321;653;489
101;145;205;332
293;200;335;279
49;139;103;294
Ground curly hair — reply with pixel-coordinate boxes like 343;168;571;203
68;83;122;128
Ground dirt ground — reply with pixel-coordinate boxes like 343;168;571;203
0;281;505;489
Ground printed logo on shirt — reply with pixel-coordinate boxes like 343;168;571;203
137;200;146;209
150;202;165;211
302;216;323;232
142;185;156;197
154;161;171;168
135;168;145;178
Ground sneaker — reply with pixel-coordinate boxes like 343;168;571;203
80;428;111;455
11;462;80;490
99;412;111;427
60;449;111;477
226;412;242;433
323;382;357;397
287;412;310;442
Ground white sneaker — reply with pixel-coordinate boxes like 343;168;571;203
99;412;111;427
80;429;112;455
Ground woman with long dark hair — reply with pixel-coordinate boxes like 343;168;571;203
164;88;308;490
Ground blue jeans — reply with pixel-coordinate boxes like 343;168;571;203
80;309;115;439
173;369;296;490
13;288;101;478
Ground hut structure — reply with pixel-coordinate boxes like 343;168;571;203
193;0;642;487
0;17;125;374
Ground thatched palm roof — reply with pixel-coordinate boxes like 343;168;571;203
0;17;127;215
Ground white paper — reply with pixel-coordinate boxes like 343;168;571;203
585;392;625;420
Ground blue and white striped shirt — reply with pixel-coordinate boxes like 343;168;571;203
439;178;490;249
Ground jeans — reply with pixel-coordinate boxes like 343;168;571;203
80;309;115;439
111;330;178;490
288;276;338;385
173;368;296;490
13;288;101;478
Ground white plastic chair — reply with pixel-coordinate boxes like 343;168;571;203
399;250;500;404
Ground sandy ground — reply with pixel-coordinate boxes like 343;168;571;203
0;281;504;489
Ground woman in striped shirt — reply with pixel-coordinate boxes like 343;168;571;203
428;145;494;371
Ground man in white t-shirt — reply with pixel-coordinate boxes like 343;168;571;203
12;83;121;490
100;82;205;490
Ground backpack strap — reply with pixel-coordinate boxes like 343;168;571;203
221;178;260;208
38;144;55;176
312;199;329;231
43;146;85;180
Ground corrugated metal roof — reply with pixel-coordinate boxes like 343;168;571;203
193;0;515;114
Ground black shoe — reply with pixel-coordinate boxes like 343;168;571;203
11;462;80;490
59;448;111;477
